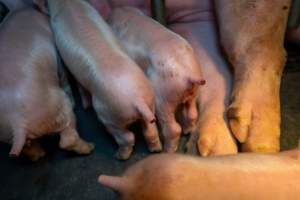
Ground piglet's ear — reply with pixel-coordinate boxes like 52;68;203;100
33;0;49;15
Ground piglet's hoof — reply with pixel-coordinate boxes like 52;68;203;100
72;140;95;155
115;146;134;160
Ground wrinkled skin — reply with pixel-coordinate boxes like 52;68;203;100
47;0;162;160
99;149;300;200
108;7;204;153
0;8;94;161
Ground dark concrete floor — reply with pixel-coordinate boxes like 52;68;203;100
0;45;299;200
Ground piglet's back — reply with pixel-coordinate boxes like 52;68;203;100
48;0;148;93
0;8;57;89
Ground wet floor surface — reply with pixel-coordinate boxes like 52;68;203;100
0;45;299;200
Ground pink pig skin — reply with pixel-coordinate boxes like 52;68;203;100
47;0;162;160
0;8;94;161
108;7;204;153
99;148;300;200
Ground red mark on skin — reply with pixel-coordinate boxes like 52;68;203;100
88;0;112;19
150;118;156;123
190;79;206;86
200;79;206;85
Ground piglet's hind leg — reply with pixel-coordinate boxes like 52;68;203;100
106;126;135;160
59;126;95;155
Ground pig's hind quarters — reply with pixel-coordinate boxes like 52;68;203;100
149;39;204;153
92;95;161;160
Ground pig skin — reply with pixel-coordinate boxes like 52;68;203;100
215;0;291;152
99;148;300;200
0;8;94;161
47;0;162;160
166;0;237;156
108;7;204;153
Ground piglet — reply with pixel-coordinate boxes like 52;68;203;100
0;8;94;161
99;148;300;200
47;0;162;160
108;7;204;152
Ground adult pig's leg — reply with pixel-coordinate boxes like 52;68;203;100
215;0;291;152
170;21;237;156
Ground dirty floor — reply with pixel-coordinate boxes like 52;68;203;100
0;44;299;200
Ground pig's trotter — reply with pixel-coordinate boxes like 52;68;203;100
227;106;250;143
142;121;162;152
22;140;46;161
215;0;290;152
196;117;237;156
179;98;198;135
107;126;135;160
59;127;95;155
115;146;134;160
160;113;182;153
